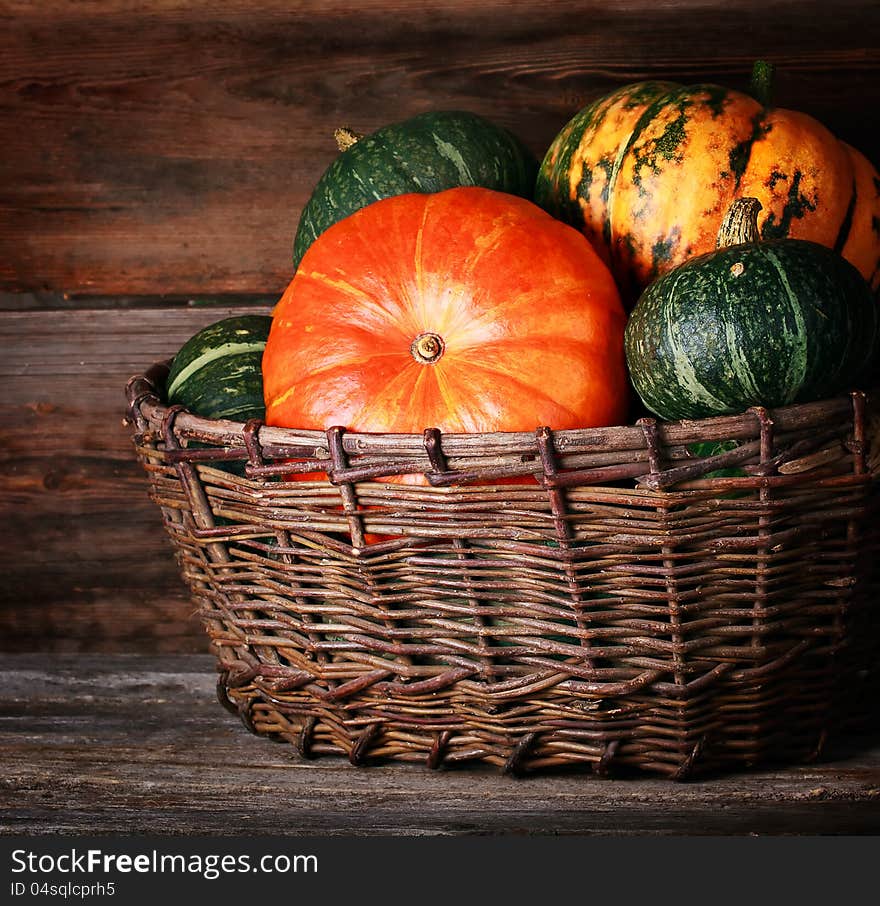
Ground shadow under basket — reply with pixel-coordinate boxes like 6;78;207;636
126;362;880;780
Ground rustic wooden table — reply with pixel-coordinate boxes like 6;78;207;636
2;653;879;836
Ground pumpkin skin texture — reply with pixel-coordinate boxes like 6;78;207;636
292;110;538;270
624;199;878;421
264;187;629;447
166;314;272;421
535;66;880;305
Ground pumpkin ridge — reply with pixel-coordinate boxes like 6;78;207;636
457;214;523;281
351;357;434;432
717;273;762;404
537;93;612;227
629;89;694;190
455;332;617;360
537;82;678;254
430;360;469;430
728;109;768;189
436;357;596;427
413;193;432;302
301;271;410;330
657;268;729;415
446;281;599;337
604;99;661;249
839;144;880;290
832;177;858;254
264;350;409;414
760;169;818;240
728;244;806;405
606;85;696;259
610;86;681;176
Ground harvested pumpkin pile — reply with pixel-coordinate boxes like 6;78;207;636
131;61;880;779
166;61;879;440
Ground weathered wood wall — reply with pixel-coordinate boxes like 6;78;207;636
2;0;879;651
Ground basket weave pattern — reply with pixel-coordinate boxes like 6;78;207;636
126;363;880;778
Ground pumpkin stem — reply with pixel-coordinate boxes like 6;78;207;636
717;197;763;248
334;127;363;152
411;332;445;365
748;60;775;108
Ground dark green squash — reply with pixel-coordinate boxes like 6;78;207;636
292;110;538;269
624;198;878;420
166;314;272;422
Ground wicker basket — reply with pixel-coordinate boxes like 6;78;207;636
125;361;880;779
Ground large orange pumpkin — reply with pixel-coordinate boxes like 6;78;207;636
535;63;880;305
263;187;629;448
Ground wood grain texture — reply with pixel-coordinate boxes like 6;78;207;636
0;0;878;296
0;305;269;652
2;0;880;658
1;653;879;835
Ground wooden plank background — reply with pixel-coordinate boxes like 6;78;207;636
2;0;879;297
1;0;879;652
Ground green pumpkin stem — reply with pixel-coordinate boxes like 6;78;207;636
334;127;363;152
717;197;763;248
748;60;775;107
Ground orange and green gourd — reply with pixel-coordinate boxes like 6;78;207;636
535;62;880;305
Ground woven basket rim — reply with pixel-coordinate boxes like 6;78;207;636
126;358;874;456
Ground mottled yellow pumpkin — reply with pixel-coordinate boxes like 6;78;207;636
536;63;880;305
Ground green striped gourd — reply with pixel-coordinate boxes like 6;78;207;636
624;197;878;420
166;314;272;422
292;110;538;269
